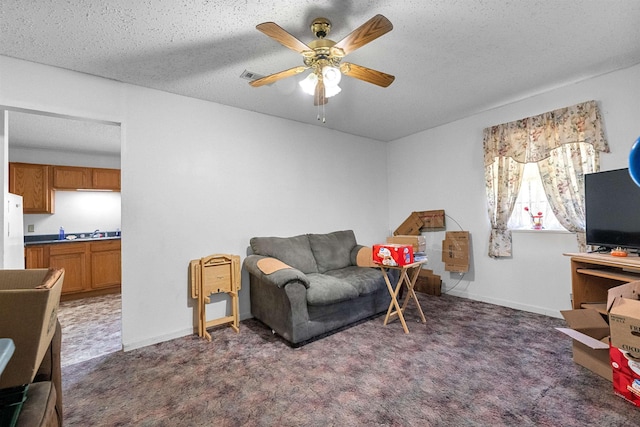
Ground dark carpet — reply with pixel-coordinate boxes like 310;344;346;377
61;294;639;426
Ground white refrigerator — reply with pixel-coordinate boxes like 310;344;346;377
3;193;25;269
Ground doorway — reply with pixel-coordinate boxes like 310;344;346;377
4;108;123;366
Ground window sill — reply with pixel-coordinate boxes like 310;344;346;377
511;228;573;234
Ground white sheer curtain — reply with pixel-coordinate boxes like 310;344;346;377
483;100;609;258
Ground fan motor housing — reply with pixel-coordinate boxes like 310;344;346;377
311;17;331;38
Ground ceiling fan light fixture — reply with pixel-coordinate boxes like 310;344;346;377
254;14;393;118
324;84;341;98
299;72;318;95
322;66;342;87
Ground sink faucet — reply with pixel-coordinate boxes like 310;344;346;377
91;229;101;238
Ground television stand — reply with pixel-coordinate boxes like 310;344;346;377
564;252;640;311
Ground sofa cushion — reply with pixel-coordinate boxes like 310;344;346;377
324;266;387;296
308;230;357;273
305;273;359;306
250;234;318;274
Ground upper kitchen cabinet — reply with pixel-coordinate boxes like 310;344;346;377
8;162;54;214
53;165;120;191
53;165;90;189
92;168;120;191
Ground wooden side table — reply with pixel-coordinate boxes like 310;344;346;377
189;254;241;341
378;260;427;333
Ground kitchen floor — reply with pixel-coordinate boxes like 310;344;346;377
57;293;122;367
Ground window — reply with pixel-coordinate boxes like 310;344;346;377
507;163;566;231
483;100;609;257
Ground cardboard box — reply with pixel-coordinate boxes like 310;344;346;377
393;212;424;236
373;244;414;267
558;308;612;381
386;235;426;253
414;269;442;296
607;281;640;355
0;269;64;388
442;231;470;273
610;344;640;407
416;209;445;229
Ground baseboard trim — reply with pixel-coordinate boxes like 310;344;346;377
123;311;253;351
444;289;563;319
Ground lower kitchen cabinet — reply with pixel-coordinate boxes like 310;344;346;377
90;240;121;289
25;239;121;299
24;246;46;269
48;242;88;294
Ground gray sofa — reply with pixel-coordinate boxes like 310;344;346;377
243;230;396;346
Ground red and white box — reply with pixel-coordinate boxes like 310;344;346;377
372;244;414;267
608;281;640;407
610;345;640;407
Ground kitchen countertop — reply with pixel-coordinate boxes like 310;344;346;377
24;232;121;246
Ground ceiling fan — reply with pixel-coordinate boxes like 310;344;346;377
249;14;395;108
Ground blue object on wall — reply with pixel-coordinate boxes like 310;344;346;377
629;136;640;187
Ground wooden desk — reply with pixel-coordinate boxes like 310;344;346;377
378;260;427;333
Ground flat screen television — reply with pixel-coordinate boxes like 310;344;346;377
585;168;640;251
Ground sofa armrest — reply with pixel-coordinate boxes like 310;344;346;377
243;255;310;288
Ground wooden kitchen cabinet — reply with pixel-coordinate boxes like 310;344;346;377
24;246;46;269
8;162;54;213
53;165;120;191
25;239;121;300
48;242;89;294
92;168;120;190
53;165;90;189
90;240;121;289
11;163;120;201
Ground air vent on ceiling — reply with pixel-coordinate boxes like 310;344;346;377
240;70;265;81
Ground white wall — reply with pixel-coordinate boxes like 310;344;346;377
122;84;390;348
1;55;391;350
21;191;121;236
387;63;640;318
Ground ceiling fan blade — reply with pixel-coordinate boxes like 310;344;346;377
340;63;395;87
332;15;393;56
249;66;308;87
314;81;327;106
256;22;313;54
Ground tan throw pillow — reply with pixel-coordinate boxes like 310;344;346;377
356;247;377;268
257;258;293;275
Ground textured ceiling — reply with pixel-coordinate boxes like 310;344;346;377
2;0;640;153
8;112;121;156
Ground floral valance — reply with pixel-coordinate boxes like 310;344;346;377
483;100;609;167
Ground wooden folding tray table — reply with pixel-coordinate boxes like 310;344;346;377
379;259;427;333
189;254;241;341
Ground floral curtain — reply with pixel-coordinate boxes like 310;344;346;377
538;143;600;252
483;100;609;257
485;155;523;257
